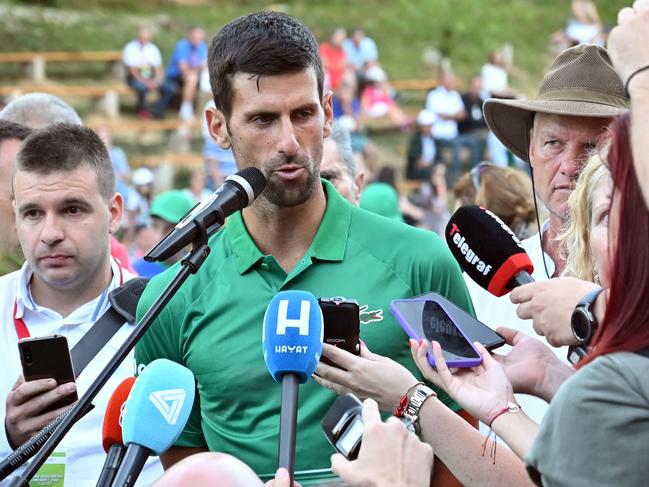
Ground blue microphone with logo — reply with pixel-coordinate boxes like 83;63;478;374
111;359;195;487
262;290;323;482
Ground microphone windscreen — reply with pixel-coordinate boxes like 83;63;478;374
108;277;149;324
121;359;195;455
102;377;136;453
229;167;267;201
262;290;324;384
445;205;534;296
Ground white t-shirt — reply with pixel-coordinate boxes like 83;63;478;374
425;87;464;140
464;223;570;431
122;40;162;78
0;258;163;486
480;63;508;96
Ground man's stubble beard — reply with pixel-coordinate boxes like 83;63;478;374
231;144;322;209
260;166;320;208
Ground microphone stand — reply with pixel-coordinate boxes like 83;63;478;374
7;220;213;486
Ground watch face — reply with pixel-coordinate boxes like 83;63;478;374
571;309;592;343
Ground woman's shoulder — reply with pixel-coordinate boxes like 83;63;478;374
557;351;649;407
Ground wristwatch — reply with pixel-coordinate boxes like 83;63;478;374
401;384;436;435
571;287;604;345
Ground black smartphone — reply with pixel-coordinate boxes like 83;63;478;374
18;335;78;413
405;292;506;352
318;297;361;366
322;393;363;460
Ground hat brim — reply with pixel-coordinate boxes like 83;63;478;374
483;98;627;163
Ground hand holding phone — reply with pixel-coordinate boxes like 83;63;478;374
327;397;434;487
412;338;518;427
6;336;78;448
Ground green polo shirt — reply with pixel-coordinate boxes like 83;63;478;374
135;180;475;484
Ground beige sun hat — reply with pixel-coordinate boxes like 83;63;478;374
483;44;628;163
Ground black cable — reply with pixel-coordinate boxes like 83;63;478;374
529;166;552;279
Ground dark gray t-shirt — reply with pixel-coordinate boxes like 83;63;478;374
526;351;649;486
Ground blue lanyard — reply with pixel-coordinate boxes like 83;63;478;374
90;286;111;323
90;265;124;322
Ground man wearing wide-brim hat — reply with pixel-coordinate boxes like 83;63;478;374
464;43;628;428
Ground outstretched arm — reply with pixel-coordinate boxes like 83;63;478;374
608;0;649;208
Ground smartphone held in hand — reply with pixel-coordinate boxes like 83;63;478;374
18;335;78;413
391;295;484;368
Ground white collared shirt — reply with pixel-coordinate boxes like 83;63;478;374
464;222;568;430
0;258;163;486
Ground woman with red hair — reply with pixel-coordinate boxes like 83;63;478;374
412;113;649;486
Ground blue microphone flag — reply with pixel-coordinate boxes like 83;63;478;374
262;290;324;384
121;359;195;455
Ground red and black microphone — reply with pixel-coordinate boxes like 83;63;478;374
446;205;585;364
445;205;534;296
96;377;136;487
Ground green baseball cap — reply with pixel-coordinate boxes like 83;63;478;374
359;182;403;221
150;190;196;224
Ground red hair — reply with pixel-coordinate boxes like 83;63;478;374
579;113;649;367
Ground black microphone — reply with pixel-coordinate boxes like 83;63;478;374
446;205;584;364
145;167;266;262
445;205;534;296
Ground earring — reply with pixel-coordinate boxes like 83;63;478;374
593;270;601;285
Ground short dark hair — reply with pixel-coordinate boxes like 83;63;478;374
0;120;32;144
208;11;324;119
16;123;115;201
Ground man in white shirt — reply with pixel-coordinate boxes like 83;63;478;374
342;29;378;73
0;124;162;485
122;25;164;119
425;71;480;178
468;44;628;426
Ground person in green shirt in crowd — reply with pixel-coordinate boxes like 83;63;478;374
132;190;195;277
135;11;475;485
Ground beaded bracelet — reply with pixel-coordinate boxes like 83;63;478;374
625;64;649;96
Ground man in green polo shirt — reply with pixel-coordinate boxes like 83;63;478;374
135;11;474;485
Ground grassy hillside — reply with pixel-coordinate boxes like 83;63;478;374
0;0;629;93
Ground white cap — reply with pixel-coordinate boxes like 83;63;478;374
132;167;154;186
